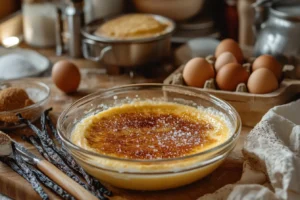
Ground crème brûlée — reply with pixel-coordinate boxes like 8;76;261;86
95;14;169;39
71;101;233;190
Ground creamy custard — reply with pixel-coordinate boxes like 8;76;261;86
71;101;232;190
95;14;169;39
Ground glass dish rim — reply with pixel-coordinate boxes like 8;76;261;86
57;83;241;163
0;79;51;115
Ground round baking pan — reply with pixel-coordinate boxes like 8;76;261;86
81;14;175;67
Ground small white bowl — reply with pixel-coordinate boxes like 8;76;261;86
0;48;51;80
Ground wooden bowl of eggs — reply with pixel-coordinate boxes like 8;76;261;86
164;39;300;127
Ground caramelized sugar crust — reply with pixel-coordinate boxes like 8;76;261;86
84;103;217;160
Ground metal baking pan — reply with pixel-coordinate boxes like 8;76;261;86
81;14;175;67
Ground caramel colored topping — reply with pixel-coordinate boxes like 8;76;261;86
84;104;217;160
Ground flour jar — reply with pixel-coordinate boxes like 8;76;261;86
22;0;58;47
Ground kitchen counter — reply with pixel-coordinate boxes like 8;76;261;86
0;45;249;200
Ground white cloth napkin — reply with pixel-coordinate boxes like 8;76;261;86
198;100;300;200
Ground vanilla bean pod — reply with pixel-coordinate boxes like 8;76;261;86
44;109;112;197
0;157;30;182
40;112;99;194
40;112;83;174
12;143;49;200
43;110;111;197
44;110;87;174
3;158;75;200
20;134;79;193
17;114;90;191
44;108;61;145
29;166;75;200
41;112;81;172
18;113;112;199
96;191;109;200
21;135;51;162
40;113;108;199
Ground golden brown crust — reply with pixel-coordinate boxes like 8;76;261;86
86;111;215;159
95;14;168;39
71;102;232;160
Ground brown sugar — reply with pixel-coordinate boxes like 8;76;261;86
0;87;34;112
0;87;35;124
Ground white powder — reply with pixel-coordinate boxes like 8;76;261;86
23;3;56;47
0;54;38;79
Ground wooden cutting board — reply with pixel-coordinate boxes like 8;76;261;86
0;74;251;200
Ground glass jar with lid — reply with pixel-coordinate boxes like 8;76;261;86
22;0;59;47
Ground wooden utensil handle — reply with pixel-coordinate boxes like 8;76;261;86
37;160;98;200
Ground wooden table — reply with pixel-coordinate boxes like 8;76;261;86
0;47;251;200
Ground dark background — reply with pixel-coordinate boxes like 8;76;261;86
0;0;21;20
0;0;232;40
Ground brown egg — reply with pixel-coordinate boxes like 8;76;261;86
247;68;278;94
183;57;215;88
215;52;238;72
216;63;249;91
215;39;244;63
52;60;81;93
252;55;282;80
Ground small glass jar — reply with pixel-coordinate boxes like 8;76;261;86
22;0;57;47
